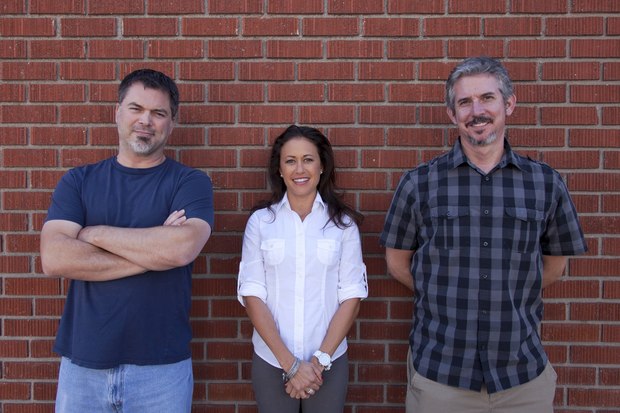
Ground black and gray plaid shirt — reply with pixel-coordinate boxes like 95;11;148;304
380;138;587;393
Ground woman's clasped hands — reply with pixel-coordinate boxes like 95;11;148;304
285;359;323;399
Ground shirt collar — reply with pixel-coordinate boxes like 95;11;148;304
447;137;524;172
275;191;326;213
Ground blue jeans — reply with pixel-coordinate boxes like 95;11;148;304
55;357;193;413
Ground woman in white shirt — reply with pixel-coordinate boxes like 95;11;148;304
237;125;368;413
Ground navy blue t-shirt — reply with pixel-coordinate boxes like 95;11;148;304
46;157;214;369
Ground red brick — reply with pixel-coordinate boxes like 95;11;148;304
609;17;620;36
148;40;204;58
328;0;383;14
180;149;236;168
0;170;26;189
60;62;115;80
5;234;39;253
449;0;506;13
508;39;567;58
148;0;204;14
30;40;85;58
180;105;235;124
570;129;620;148
572;40;620;58
542;61;600;80
238;105;294;124
61;17;116;37
603;239;620;256
569;389;620;408
0;126;26;146
209;0;262;14
208;40;261;58
59;105;113;123
180;62;235;80
0;105;56;124
60;148;115;167
509;128;565;147
182;18;237;36
574;0;620;12
571;258;620;277
268;40;323;59
298;62;354;80
571;85;620;103
387;128;443;147
485;17;542;36
541;107;598;125
0;339;29;358
504;61;538;81
419;106;451;125
447;40;504;59
0;382;30;400
571;303;620;322
389;84;444;103
425;17;481;36
363;18;418;37
0;40;26;58
511;0;567;13
0;18;55;36
541;323;599;342
30;84;86;102
0;213;28;231
543;151;599;169
298;105;355;124
303;17;359;36
546;17;604;36
0;298;32;316
601;368;620;385
31;171;66;190
327;127;384;147
389;40;443;59
89;1;144;14
209;84;263;103
388;0;443;13
0;62;57;80
603;107;620;125
268;0;323;13
359;363;406;383
0;84;25;102
328;84;384;102
555;366;597;385
209;127;265;146
4;361;59;380
359;62;414;81
268;84;324;102
122;18;179;36
242;17;298;36
337;171;389;190
30;0;84;14
361;150;417;169
1;0;25;13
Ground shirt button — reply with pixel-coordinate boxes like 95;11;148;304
481;274;488;279
483;241;489;247
484;176;490;181
484;209;489;215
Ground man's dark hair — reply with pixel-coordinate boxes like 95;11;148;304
118;69;179;120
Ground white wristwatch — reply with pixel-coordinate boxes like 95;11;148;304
313;350;332;371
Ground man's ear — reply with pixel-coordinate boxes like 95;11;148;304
446;107;457;125
505;94;516;116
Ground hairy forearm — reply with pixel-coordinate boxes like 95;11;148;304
41;232;146;281
78;218;211;271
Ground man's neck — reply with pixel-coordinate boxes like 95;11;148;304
460;136;505;174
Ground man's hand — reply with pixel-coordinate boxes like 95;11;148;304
164;209;187;226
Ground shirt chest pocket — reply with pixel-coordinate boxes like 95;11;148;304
316;239;340;266
429;206;470;250
504;207;545;253
261;239;285;266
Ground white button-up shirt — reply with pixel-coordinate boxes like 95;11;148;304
237;193;368;368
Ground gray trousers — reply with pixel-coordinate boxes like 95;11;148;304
251;352;349;413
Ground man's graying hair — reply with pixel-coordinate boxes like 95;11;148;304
445;56;514;114
118;69;180;120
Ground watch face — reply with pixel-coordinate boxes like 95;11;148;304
319;354;329;365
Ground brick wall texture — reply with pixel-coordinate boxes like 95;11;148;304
1;0;619;412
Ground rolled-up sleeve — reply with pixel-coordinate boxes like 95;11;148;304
337;223;368;303
237;212;268;306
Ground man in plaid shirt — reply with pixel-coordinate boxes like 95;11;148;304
380;56;587;413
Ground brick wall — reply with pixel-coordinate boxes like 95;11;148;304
1;0;619;411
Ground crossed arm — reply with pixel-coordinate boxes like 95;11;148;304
40;210;211;282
